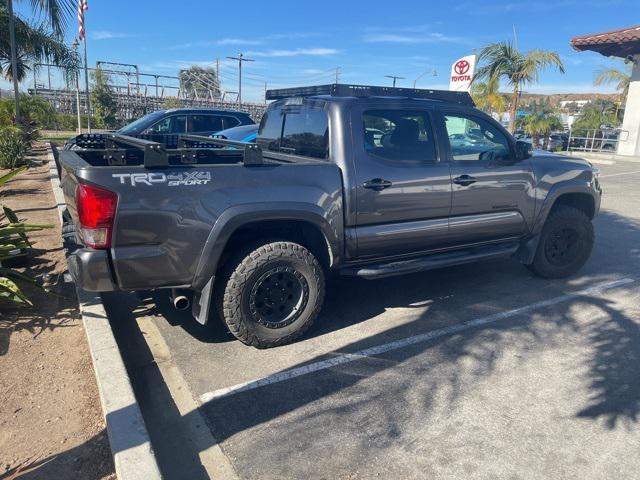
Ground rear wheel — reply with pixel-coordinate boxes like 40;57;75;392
217;241;325;348
526;205;594;278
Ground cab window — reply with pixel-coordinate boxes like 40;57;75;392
444;114;511;162
280;108;328;159
257;106;329;159
257;108;284;152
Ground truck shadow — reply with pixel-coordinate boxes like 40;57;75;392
110;208;640;477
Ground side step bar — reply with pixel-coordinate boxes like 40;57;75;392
340;242;520;279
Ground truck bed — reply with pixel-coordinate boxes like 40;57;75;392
57;135;344;292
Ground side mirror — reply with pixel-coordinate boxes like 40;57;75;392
515;140;532;161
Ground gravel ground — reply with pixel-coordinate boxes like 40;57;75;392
0;151;114;480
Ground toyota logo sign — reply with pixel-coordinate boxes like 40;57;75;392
449;55;476;92
454;60;470;75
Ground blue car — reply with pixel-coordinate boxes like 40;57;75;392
64;108;255;150
211;124;258;143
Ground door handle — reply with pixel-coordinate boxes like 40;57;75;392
453;175;477;187
363;178;393;191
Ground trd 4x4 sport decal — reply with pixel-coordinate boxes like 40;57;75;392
112;171;212;187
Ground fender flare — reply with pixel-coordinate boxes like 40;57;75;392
531;181;596;235
517;181;597;264
191;202;342;291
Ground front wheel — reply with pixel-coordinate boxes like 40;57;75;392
217;241;325;348
526;205;594;278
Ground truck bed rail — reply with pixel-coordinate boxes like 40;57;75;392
91;133;264;168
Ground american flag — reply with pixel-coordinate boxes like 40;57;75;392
77;0;88;40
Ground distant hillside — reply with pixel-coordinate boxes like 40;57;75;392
518;92;620;106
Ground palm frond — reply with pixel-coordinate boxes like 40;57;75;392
24;0;76;37
594;68;631;100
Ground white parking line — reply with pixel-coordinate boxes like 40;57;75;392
600;170;640;179
199;277;634;404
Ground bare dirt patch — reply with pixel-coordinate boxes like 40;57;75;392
0;148;114;479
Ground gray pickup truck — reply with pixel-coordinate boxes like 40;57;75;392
58;84;601;348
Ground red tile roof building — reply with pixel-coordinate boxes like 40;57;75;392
571;25;640;58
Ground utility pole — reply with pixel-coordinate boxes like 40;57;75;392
264;82;267;104
384;75;405;87
7;0;20;121
215;58;220;94
335;67;341;84
226;53;254;106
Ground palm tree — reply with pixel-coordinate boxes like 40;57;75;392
471;75;506;115
594;67;631;113
0;6;78;82
474;41;565;132
521;112;562;150
1;0;77;118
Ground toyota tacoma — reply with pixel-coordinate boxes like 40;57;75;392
57;84;601;348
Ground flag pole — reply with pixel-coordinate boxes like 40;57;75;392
83;33;91;132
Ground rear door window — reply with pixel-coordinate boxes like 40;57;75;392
189;115;223;133
362;110;437;163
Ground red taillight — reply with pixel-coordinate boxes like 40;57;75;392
76;183;118;249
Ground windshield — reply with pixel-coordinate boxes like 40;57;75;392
117;110;166;135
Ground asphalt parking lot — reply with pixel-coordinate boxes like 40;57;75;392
105;160;640;479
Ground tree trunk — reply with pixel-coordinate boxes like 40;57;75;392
508;85;519;133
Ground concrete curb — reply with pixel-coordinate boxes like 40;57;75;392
47;145;163;480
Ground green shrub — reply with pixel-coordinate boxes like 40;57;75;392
0;127;29;169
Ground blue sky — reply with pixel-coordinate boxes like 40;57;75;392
13;0;639;102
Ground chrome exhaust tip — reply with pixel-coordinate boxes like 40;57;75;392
170;289;190;311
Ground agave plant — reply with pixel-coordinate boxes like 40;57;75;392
0;165;27;186
0;207;53;305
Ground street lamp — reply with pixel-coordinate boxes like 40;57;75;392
413;68;438;88
72;39;82;133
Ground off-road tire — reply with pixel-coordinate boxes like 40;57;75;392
526;205;594;278
217;241;325;348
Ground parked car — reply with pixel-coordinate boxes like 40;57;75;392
547;133;568;151
63;108;255;150
58;84;601;348
211;124;258;143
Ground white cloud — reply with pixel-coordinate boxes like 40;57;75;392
91;30;138;40
173;38;264;49
139;60;214;72
266;32;328;40
246;48;339;57
216;38;264;46
363;33;468;44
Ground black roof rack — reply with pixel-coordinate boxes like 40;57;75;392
265;83;474;106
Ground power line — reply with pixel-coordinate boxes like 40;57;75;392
384;74;405;87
